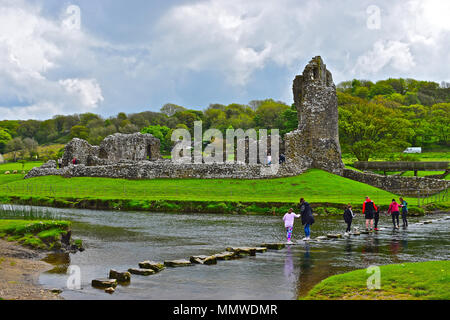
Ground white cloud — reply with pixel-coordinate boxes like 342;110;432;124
154;0;321;85
0;0;104;120
353;40;415;75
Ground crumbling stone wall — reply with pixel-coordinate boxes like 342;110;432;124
285;56;344;175
25;160;302;180
343;169;449;195
98;133;161;162
61;133;160;167
62;138;101;167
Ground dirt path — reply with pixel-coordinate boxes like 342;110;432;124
0;240;62;300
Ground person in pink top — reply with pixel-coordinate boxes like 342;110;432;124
283;208;301;244
387;199;401;229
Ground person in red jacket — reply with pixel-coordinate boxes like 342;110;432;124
362;196;377;232
387;199;401;229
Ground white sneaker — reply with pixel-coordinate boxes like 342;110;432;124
302;237;310;241
286;240;294;245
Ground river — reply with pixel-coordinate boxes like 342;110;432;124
33;208;450;300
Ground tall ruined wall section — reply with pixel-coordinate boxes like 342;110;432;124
285;56;345;175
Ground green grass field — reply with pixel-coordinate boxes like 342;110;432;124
0;162;43;173
302;261;450;300
0;169;408;206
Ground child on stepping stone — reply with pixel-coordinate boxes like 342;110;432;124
283;208;300;244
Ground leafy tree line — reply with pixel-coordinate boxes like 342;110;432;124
0;78;448;161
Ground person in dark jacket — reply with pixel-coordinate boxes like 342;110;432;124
374;207;380;231
362;196;377;232
399;197;408;227
343;204;355;234
298;198;314;241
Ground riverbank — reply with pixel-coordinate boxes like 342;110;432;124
0;239;61;300
302;261;450;300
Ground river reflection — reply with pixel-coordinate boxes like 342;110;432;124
5;205;443;300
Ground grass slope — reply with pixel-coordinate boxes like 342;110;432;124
0;169;405;205
302;261;450;300
0;220;71;250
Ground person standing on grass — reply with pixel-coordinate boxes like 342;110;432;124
387;199;401;229
283;208;301;244
399;197;408;227
343;204;355;234
299;198;314;241
362;196;377;231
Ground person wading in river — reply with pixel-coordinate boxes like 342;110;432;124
362;196;377;232
298;198;315;241
283;208;301;244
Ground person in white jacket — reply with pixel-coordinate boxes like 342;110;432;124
283;208;301;244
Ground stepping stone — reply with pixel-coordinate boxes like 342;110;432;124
226;247;256;256
214;252;238;260
351;232;361;236
138;261;165;272
128;268;155;276
326;234;342;239
424;220;433;224
105;287;115;294
109;269;131;282
360;231;370;234
261;243;285;250
92;278;118;289
190;255;217;265
164;259;193;267
255;247;267;253
316;236;328;240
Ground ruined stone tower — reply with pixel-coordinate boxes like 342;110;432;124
285;56;344;175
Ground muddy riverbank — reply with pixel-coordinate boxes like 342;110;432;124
0;239;61;300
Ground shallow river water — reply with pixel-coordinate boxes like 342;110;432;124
32;208;450;300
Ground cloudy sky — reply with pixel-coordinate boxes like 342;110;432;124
0;0;449;120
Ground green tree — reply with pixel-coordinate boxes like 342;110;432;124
70;125;89;140
6;137;24;162
0;128;12;153
339;102;413;160
141;125;172;154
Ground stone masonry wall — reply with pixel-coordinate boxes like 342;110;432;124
284;56;345;175
343;169;449;195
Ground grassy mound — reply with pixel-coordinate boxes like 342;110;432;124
302;261;450;300
0;169;404;205
0;220;71;250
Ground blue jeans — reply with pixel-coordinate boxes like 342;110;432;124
304;224;310;237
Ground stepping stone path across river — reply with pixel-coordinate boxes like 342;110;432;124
138;261;165;272
226;247;257;256
109;269;131;283
261;243;286;250
190;255;217;265
214;252;238;260
128;268;156;276
92;278;118;289
164;259;193;267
